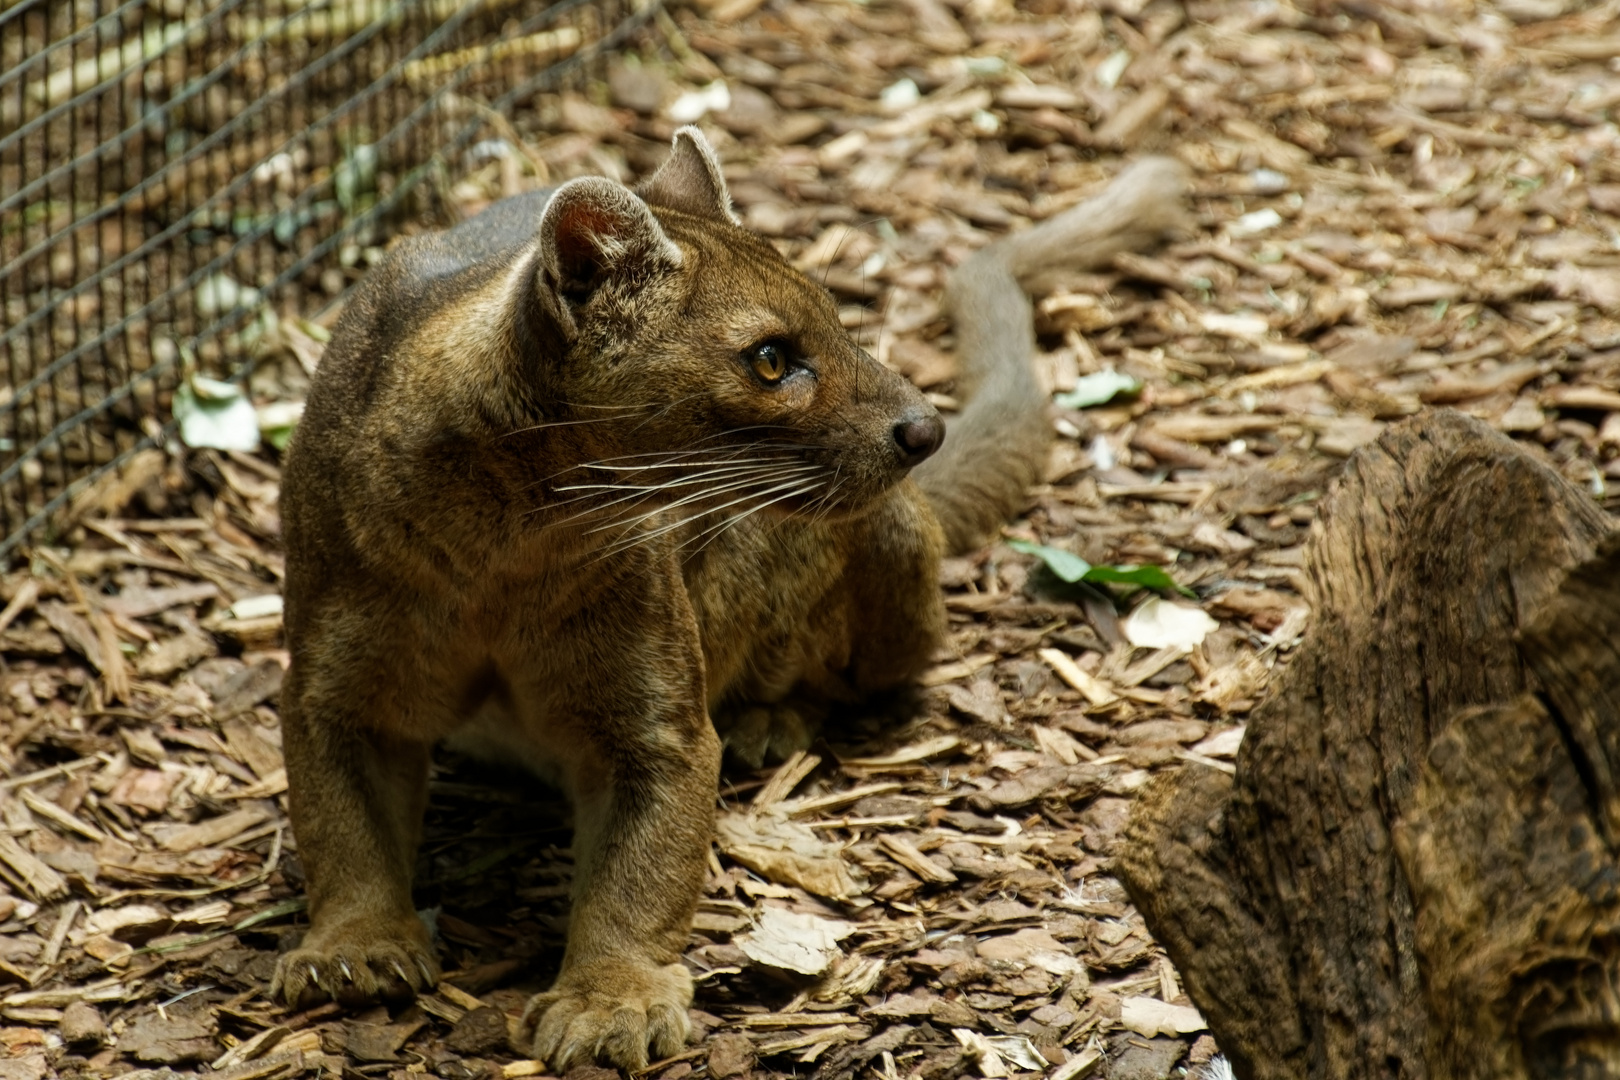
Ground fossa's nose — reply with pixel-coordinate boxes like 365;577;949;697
892;409;944;466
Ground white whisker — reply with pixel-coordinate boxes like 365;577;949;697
577;455;800;473
542;464;789;523
806;468;846;528
575;441;820;468
541;465;795;527
529;441;815;490
555;461;799;493
584;466;822;537
596;473;825;559
683;480;828;553
500;408;653;439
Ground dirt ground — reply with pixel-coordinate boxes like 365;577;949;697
5;1;1620;1078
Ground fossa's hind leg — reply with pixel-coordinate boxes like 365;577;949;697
716;700;819;768
705;484;947;766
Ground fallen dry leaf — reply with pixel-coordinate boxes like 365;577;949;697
734;905;855;977
1119;995;1208;1038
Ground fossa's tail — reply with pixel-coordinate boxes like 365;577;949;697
914;157;1189;553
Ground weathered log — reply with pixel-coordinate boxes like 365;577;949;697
1119;410;1620;1079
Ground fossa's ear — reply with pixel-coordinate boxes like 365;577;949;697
637;126;739;224
537;177;682;330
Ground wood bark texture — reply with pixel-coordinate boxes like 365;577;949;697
1120;410;1620;1079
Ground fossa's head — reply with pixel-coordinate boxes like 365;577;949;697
529;128;941;528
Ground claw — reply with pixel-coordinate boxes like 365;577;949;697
338;959;353;982
390;960;410;984
416;958;436;987
308;964;324;992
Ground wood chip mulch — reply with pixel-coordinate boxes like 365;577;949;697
4;1;1620;1079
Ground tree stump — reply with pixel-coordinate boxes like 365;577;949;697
1119;410;1620;1079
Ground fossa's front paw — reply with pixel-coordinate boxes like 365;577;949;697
519;959;692;1071
270;920;439;1009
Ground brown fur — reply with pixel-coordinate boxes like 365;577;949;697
272;128;1184;1071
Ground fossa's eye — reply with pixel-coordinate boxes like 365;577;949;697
747;342;788;384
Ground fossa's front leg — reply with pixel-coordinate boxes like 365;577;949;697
517;620;721;1071
272;658;440;1006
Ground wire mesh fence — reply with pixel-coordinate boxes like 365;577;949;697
0;0;660;559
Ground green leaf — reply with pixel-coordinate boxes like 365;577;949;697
1008;539;1192;597
264;425;296;452
1053;368;1142;409
1007;539;1091;582
135;898;306;957
1083;564;1194;597
232;897;307;930
256;401;304;453
335;144;379;214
